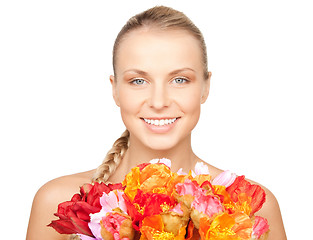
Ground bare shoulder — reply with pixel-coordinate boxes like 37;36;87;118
39;169;95;198
26;170;96;240
33;169;96;211
248;179;287;240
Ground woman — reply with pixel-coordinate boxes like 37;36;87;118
26;6;286;240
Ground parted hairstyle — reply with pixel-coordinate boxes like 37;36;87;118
92;5;209;183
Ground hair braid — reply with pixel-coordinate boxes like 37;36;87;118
67;130;129;240
68;234;81;240
92;129;130;183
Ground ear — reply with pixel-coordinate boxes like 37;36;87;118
201;71;212;104
110;75;120;107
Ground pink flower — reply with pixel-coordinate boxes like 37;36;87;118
169;202;184;215
175;179;206;197
252;216;269;239
212;170;236;187
89;190;127;239
101;213;130;240
192;193;223;217
100;190;127;214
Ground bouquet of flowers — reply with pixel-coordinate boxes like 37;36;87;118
48;158;269;240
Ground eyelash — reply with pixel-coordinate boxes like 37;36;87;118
130;78;146;85
129;77;189;85
172;77;189;84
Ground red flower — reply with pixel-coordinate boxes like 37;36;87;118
226;176;266;215
48;182;123;236
124;190;176;231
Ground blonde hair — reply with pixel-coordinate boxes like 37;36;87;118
93;5;208;183
69;234;82;240
113;5;209;80
92;129;129;182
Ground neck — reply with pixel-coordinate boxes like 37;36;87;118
121;133;199;173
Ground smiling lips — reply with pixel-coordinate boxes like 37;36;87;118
141;117;180;133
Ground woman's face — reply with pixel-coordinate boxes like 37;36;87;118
111;28;211;150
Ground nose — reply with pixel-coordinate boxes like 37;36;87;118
147;83;170;109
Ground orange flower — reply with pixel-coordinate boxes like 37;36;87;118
231;212;253;240
123;163;174;202
200;213;239;240
140;215;186;240
199;212;252;240
123;166;141;202
192;174;212;187
212;185;232;205
140;163;173;193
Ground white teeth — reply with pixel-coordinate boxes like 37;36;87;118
143;118;177;126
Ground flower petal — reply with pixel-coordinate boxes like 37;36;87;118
226;176;266;215
78;234;96;240
252;216;269;239
212;170;237;187
191;194;223;217
149;158;171;168
100;191;118;212
194;162;210;175
169;203;184;215
177;168;187;175
88;221;102;240
47;220;77;235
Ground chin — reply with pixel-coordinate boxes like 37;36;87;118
142;135;181;152
146;143;174;151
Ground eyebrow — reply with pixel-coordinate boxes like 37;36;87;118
123;69;149;76
123;68;196;76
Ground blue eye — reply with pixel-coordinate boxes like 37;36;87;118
130;78;146;85
173;77;188;84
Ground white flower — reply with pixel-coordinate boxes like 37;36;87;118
149;158;171;168
194;162;210;175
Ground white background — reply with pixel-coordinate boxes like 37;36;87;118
1;0;312;239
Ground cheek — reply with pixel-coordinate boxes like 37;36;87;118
184;97;201;121
118;88;144;130
174;88;202;131
118;88;140;113
176;87;202;113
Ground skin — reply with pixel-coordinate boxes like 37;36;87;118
26;28;287;240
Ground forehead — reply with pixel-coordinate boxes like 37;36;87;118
115;28;203;74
